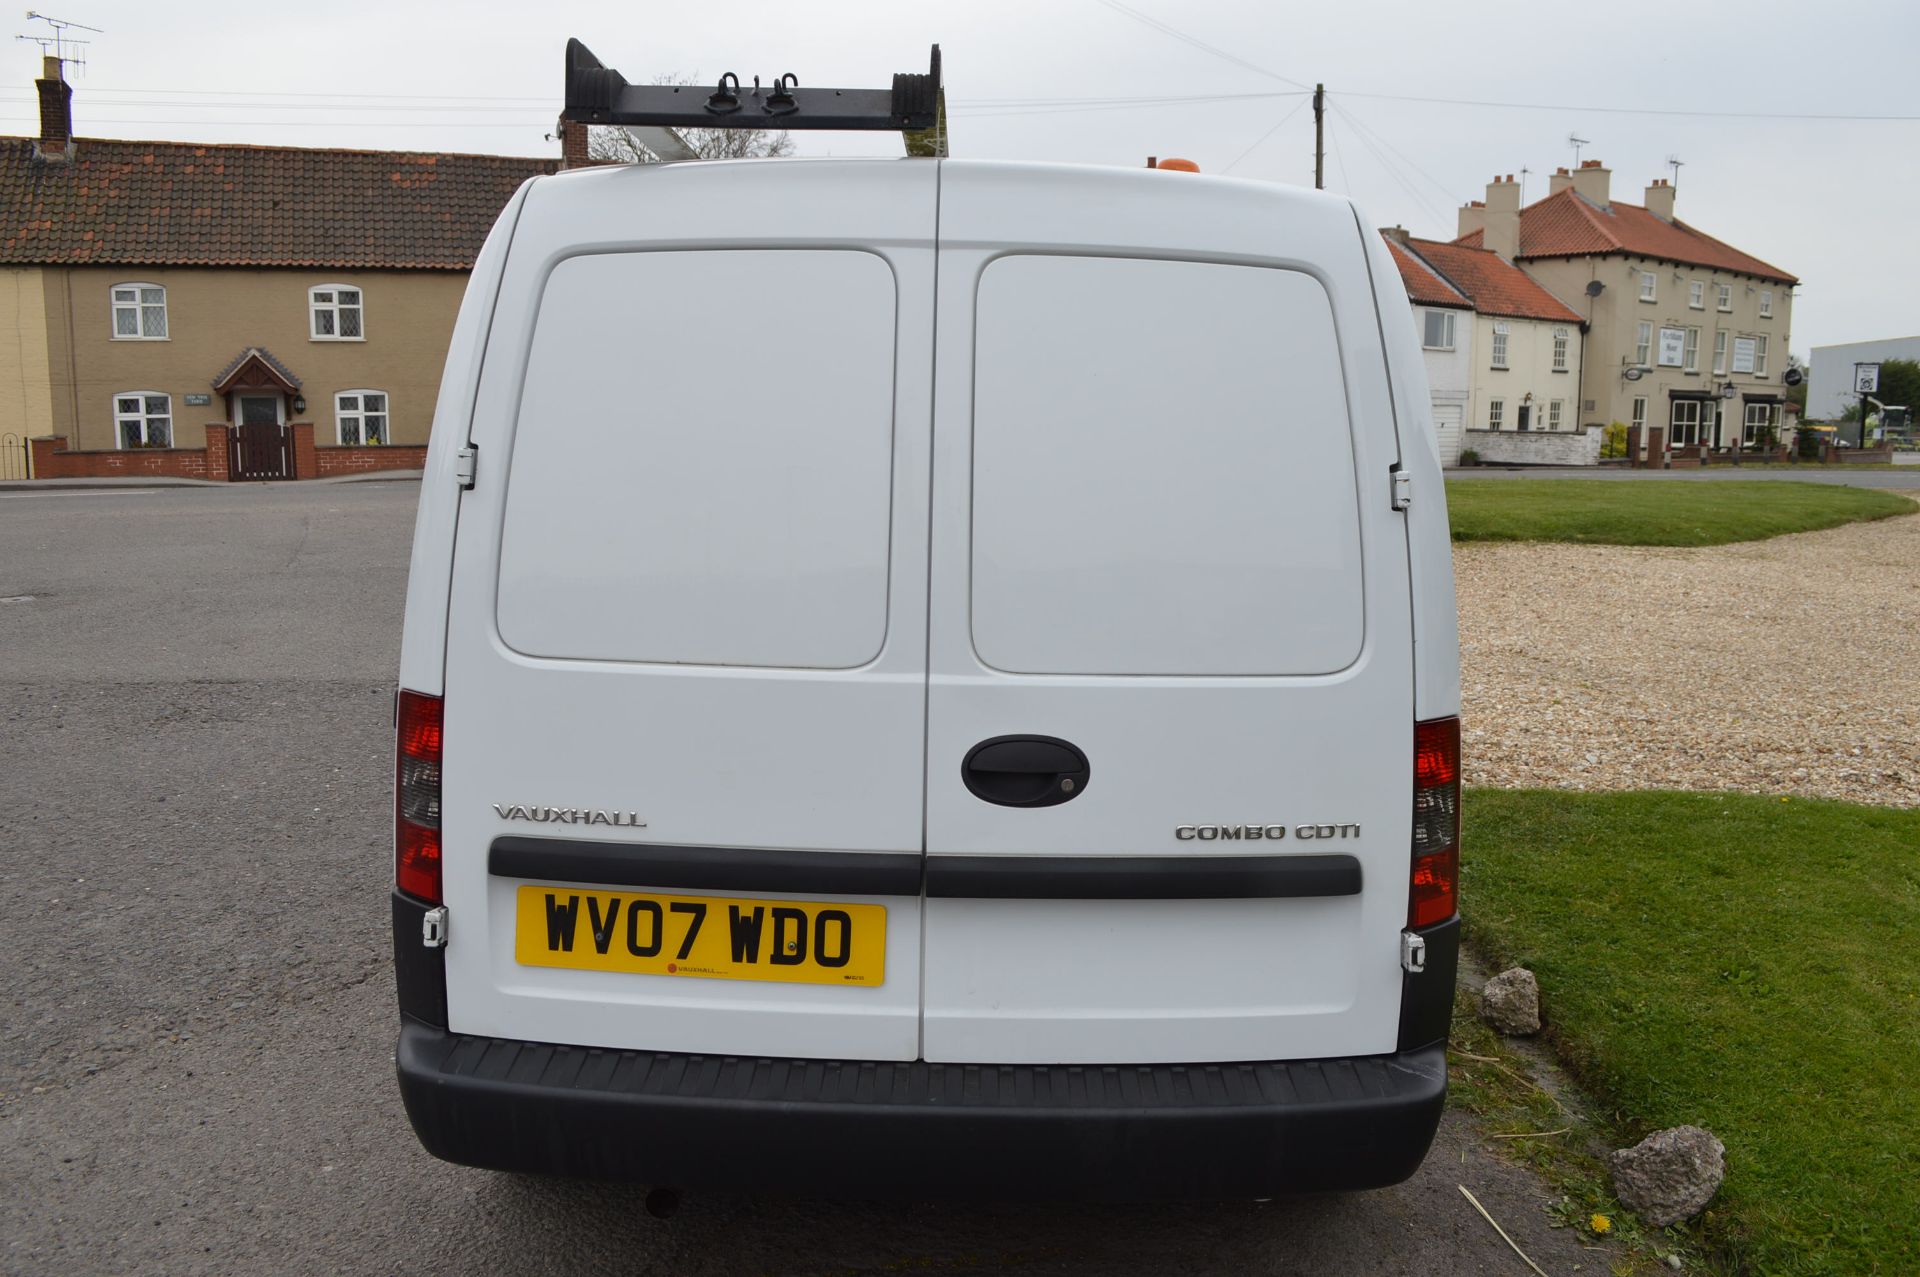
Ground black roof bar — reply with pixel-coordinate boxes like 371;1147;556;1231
562;39;942;134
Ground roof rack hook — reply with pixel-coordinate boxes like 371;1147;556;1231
707;72;742;116
766;73;799;116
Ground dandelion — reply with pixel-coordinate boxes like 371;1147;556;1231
1590;1213;1613;1235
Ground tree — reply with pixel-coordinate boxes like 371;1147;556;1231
587;74;795;163
1838;358;1920;423
1784;352;1808;413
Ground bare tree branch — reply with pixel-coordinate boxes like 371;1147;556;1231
587;73;796;163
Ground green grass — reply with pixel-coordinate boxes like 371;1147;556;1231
1463;789;1920;1275
1444;479;1914;545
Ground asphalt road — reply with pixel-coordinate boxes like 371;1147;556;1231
0;482;1608;1276
1448;463;1920;487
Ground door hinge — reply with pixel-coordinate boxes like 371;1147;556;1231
1390;466;1412;511
422;906;449;949
454;444;478;490
1400;930;1427;974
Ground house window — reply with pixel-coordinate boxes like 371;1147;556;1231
1688;281;1704;310
1753;335;1769;376
113;392;173;448
1759;289;1773;318
1422;309;1456;351
1631;396;1647;433
1548;399;1564;430
1491;322;1509;369
335;390;389;445
1639;271;1657;302
1683;327;1701;373
1487;398;1504;430
1713;330;1728;376
1552;328;1569;370
1744;402;1776;445
1670;399;1704;447
111;284;168;340
309;285;365;340
1717;283;1732;312
1634;321;1653;366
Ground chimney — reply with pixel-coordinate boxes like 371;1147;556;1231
1548;166;1574;197
1481;174;1520;260
34;55;74;162
1382;224;1412;247
1644;177;1675;221
1570;158;1611;208
1456;199;1485;240
558;115;592;169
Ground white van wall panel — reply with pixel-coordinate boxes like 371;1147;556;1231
436;160;938;1061
970;255;1364;676
924;165;1418;1065
497;249;898;669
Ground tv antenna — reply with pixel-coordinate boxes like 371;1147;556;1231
1666;154;1685;188
1519;164;1532;203
1567;132;1589;167
15;11;102;73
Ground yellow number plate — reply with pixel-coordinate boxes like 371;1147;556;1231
513;886;886;986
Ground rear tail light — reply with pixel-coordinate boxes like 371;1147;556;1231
1409;716;1460;929
396;689;444;905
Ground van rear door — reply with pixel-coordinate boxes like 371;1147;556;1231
436;161;936;1061
922;163;1414;1064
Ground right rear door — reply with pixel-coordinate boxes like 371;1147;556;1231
922;163;1416;1065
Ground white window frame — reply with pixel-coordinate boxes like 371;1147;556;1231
1688;281;1704;310
112;391;173;448
1744;401;1775;445
1487;398;1505;430
1717;283;1733;312
1713;330;1728;376
1759;289;1773;318
335;389;391;446
1490;322;1510;370
1631;396;1648;433
110;283;168;340
1634;321;1653;366
1421;309;1456;351
1552;328;1569;371
1547;399;1564;430
1670;398;1703;447
308;284;366;341
1683;326;1701;373
1753;334;1769;377
1639;271;1657;302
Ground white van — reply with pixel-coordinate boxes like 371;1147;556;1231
393;138;1461;1200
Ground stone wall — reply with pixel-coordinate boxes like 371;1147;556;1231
1460;427;1602;466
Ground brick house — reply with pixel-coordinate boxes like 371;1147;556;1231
1455;163;1796;463
1;57;559;481
1382;226;1587;465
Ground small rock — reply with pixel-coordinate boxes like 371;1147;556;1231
1479;967;1542;1035
1610;1125;1725;1226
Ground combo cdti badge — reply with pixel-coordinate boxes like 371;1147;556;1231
391;42;1463;1202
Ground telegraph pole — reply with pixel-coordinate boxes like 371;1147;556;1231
1313;83;1325;190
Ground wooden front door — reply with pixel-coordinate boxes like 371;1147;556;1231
231;394;289;480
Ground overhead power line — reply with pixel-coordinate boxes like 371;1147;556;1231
1337;88;1920;123
1091;0;1311;90
1220;97;1309;174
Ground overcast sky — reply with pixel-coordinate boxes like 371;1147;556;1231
7;0;1915;353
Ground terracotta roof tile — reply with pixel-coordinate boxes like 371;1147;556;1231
1382;233;1470;308
1454;188;1795;284
0;136;557;270
1402;237;1585;324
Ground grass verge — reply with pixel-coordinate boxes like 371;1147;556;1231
1444;479;1914;545
1462;789;1920;1275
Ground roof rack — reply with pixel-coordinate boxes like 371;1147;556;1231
562;39;946;156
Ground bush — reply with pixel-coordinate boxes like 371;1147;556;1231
1457;448;1481;467
1797;427;1823;460
1600;421;1628;459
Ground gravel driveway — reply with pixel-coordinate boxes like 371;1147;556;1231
1456;499;1920;807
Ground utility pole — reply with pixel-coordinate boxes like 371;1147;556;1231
1312;84;1324;190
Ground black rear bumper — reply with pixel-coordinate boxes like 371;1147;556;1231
396;1023;1447;1200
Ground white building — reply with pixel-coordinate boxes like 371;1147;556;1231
1381;232;1473;464
1808;336;1920;422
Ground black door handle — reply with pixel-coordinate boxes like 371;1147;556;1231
961;735;1090;808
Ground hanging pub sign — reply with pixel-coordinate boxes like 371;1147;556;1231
1657;327;1687;367
1732;337;1757;374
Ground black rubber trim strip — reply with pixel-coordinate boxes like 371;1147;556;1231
1397;914;1460;1053
397;1024;1447;1199
489;836;923;897
924;853;1362;900
391;890;447;1029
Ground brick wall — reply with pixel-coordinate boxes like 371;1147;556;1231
29;434;212;480
1461;427;1603;466
313;445;429;476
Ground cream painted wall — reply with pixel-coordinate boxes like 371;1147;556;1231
1468;313;1582;436
45;266;469;451
0;268;56;449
